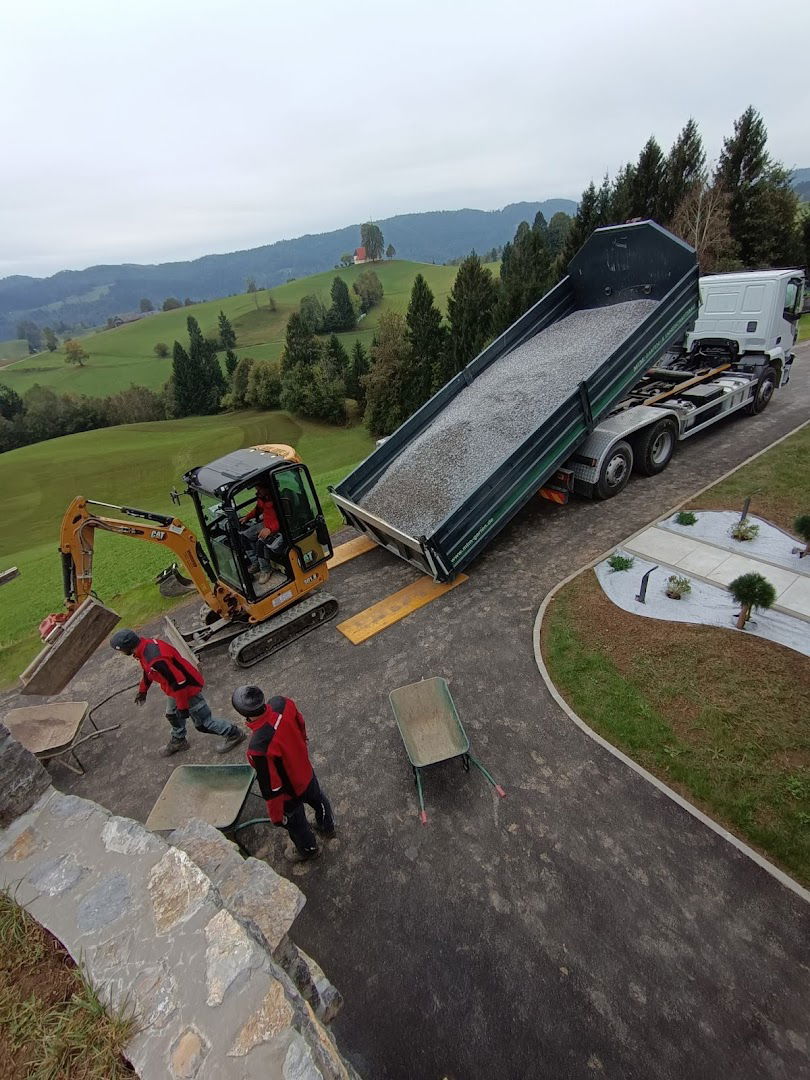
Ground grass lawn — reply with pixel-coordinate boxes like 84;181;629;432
0;891;134;1078
542;571;810;886
541;422;810;886
0;339;30;366
687;420;810;531
0;410;373;686
0;260;490;398
798;312;809;342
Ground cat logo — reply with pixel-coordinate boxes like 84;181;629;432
150;530;166;540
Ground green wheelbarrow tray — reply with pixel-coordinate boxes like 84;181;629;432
146;764;256;833
389;676;505;824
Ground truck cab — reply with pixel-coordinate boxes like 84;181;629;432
686;269;805;387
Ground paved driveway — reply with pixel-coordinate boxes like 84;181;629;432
8;343;810;1080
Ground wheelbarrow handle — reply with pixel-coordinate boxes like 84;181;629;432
468;754;506;798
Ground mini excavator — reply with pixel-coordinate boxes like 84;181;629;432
47;444;337;669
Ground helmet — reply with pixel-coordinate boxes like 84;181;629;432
231;685;266;717
110;628;140;654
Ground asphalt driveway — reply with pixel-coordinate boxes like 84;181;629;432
5;343;809;1080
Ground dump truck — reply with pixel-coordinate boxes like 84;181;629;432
330;221;804;581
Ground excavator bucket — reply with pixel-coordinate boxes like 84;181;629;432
19;597;120;697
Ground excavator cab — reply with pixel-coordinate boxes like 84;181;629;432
183;447;333;607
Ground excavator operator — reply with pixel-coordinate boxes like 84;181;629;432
240;477;284;585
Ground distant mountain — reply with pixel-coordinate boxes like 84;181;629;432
790;168;810;203
0;200;576;338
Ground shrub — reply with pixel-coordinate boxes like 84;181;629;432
607;553;634;572
666;574;692;599
730;518;760;542
153;342;169;358
675;510;697;526
794;514;810;556
728;572;776;629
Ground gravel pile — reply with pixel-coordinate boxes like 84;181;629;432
360;299;658;536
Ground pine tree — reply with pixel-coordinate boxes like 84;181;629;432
661;119;706;224
445;254;497;378
632;136;666;220
546;212;572;257
217;311;237;350
364;311;412;436
492;215;552;334
281;312;322;374
608;164;636;223
325;277;357;332
325;335;349;379
171;341;197;416
715;106;799;266
556;181;601;270
347;341;370;407
225;349;239;380
186;316;224;409
405;274;446;406
230;356;255;407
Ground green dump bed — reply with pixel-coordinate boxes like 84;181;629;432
330;222;698;581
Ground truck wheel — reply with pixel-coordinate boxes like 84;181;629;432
745;367;776;415
634;419;678;477
596;441;633;499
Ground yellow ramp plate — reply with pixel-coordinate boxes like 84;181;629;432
337;573;468;644
327;534;377;569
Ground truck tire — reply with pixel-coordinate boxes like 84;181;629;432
745;366;777;415
596;441;633;499
634;418;678;477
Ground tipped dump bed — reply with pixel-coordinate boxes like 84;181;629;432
331;221;698;581
360;299;658;537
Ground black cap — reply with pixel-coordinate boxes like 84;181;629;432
110;628;140;654
231;685;266;717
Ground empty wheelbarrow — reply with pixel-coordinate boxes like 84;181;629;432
389;676;505;824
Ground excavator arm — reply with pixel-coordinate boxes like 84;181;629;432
58;497;240;620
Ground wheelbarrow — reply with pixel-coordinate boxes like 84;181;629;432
389;676;505;824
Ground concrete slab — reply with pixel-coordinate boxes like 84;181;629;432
675;545;730;577
709;553;799;596
778;575;810;619
625;526;700;564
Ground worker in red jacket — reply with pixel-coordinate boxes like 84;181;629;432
110;629;246;757
240;479;283;585
232;686;335;862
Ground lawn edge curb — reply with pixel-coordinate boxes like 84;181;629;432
532;416;810;905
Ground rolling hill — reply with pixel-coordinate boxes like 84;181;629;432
0;200;572;338
0;259;494;398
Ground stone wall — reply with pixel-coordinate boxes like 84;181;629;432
0;724;359;1079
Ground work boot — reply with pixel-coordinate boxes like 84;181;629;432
284;843;321;863
160;737;189;757
254;571;272;585
215;727;247;754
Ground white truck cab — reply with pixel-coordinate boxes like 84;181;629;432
686;268;805;387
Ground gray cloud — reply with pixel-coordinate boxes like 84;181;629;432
2;0;807;277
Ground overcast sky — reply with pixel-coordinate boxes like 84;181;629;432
2;0;808;278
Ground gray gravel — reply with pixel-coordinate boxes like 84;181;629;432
360;300;659;536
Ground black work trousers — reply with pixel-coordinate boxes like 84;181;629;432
284;773;334;854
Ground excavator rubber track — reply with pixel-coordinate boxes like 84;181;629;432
228;592;338;668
